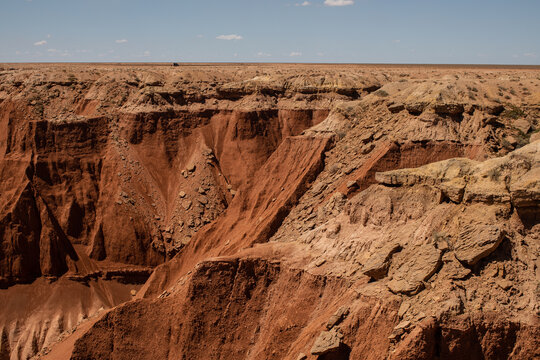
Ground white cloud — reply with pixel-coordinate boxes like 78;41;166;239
46;48;71;57
143;50;151;57
290;51;302;57
216;34;243;40
47;34;51;38
324;0;354;6
256;52;271;57
523;53;537;58
196;34;204;38
34;40;47;46
115;39;128;44
296;1;311;6
393;39;401;43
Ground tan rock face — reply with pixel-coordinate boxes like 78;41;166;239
326;306;350;330
510;167;540;207
363;243;402;280
453;223;503;266
387;245;442;295
376;140;540;211
310;329;343;355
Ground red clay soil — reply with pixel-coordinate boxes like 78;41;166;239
70;257;395;360
143;135;333;297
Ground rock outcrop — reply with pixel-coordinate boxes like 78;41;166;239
310;329;344;356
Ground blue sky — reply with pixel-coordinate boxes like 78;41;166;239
1;0;539;64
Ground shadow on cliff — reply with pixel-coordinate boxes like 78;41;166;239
318;344;352;360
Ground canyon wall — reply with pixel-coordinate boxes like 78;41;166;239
0;64;538;359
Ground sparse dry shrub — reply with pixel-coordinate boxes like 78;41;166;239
502;105;525;119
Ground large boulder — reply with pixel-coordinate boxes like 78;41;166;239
310;330;343;356
363;243;402;280
510;167;540;208
453;223;504;266
387;245;442;295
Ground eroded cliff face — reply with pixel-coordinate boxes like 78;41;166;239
0;80;330;285
0;64;539;360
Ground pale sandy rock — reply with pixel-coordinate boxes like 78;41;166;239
394;320;412;331
326;306;350;330
439;179;466;202
387;103;405;113
326;222;341;237
387;245;442;295
405;102;427;115
182;200;192;210
363;243;402;280
398;302;411;318
311;181;327;196
435;294;464;318
387;278;425;296
310;330;343;356
513;118;531;134
509;167;540;208
375;141;539;209
453;223;503;266
438;255;471;280
433;103;464;116
463;181;511;203
496;278;513;290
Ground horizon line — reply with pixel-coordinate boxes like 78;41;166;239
2;61;540;69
